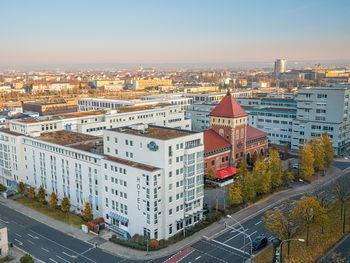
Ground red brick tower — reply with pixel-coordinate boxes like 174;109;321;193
209;91;248;165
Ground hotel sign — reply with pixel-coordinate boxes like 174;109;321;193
147;141;159;151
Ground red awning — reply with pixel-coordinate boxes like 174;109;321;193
216;167;237;180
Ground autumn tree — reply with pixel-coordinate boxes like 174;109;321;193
82;202;93;222
268;148;283;189
253;157;271;194
37;186;46;204
263;208;300;256
240;173;256;203
207;168;216;181
228;181;243;206
17;182;25;195
322;133;334;167
61;196;71;220
28;186;35;199
299;143;315;179
334;182;350;223
290;196;328;246
281;169;294;186
236;158;249;177
310;139;326;173
49;192;58;208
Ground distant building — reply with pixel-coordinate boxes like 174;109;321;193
274;59;287;77
23;101;78;116
132;79;172;90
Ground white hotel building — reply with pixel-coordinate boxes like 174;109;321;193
0;107;203;240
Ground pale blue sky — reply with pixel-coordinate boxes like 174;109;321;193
0;0;349;68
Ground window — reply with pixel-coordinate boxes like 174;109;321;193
115;138;118;143
169;209;173;215
169;196;172;203
169;183;173;190
169;224;173;234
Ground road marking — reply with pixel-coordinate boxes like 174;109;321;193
255;220;262;226
56;255;70;263
27;233;39;239
27;239;35;245
195;256;202;260
29;229;96;263
0;218;9;224
49;258;58;263
211;239;251;256
222;232;242;243
62;251;75;258
15;233;22;237
14;238;23;246
249;230;257;236
42;247;50;252
81;247;95;255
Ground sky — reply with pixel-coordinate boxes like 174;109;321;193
0;0;350;69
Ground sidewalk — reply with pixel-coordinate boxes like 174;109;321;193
1;164;348;260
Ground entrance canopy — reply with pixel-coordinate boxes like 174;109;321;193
216;167;237;180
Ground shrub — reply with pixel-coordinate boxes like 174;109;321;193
20;254;34;263
0;184;7;192
149;239;159;250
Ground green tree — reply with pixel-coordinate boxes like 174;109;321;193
49;192;58;209
310;139;326;173
82;202;93;222
299;143;315;179
291;196;328;246
20;254;34;263
263;208;300;256
281;169;294;186
37;186;46;204
28;186;35;199
268;148;283;189
228;181;243;206
61;196;71;221
236;158;249;177
322;133;334;167
17;182;25;195
253;157;271;194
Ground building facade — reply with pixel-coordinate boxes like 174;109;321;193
291;85;350;155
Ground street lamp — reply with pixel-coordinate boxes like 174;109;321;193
226;215;253;259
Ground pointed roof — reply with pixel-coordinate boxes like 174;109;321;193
209;93;248;118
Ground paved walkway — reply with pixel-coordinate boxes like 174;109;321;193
1;163;348;260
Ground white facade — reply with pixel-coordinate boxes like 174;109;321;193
291;85;350;155
9;104;191;137
187;91;252;104
274;59;287;76
102;124;204;240
0;123;204;241
0;225;9;258
78;97;193;111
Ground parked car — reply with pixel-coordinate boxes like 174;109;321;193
252;235;268;251
292;163;299;169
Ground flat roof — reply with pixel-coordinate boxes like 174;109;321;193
37;130;100;146
0;128;23;136
116;104;172;113
16;110;105;123
70;141;104;154
112;125;196;140
105;155;160;172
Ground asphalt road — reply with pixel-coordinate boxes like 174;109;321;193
0;203;172;263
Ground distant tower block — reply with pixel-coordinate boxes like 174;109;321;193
274;59;287;77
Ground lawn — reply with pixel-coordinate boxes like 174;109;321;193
16;196;84;228
253;201;350;263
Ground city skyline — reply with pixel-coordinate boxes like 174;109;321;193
1;0;350;69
